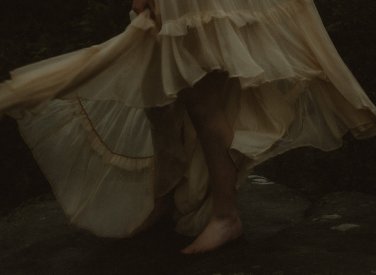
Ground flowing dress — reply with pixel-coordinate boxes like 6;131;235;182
0;0;375;237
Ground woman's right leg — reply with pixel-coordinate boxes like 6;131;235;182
179;72;243;254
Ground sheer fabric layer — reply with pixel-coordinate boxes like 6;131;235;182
0;0;375;237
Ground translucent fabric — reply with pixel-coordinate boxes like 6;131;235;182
0;0;375;237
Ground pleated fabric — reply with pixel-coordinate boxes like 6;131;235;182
0;0;376;237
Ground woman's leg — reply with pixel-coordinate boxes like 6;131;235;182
179;72;243;254
139;103;186;232
145;102;187;197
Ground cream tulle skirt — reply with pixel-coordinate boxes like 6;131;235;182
1;0;376;237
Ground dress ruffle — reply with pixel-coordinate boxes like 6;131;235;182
156;0;308;36
158;9;258;36
14;99;156;237
1;0;376;237
76;99;154;171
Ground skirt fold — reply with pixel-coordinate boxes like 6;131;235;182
1;0;375;237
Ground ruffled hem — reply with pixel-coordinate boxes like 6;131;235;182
75;98;154;171
158;9;258;36
1;0;374;113
0;0;353;110
11;98;158;237
155;0;309;36
8;96;155;172
74;0;329;107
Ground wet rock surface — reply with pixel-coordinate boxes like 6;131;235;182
1;180;376;275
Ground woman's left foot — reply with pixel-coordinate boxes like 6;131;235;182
181;216;243;254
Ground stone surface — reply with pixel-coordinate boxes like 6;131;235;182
309;191;376;220
237;180;312;241
1;184;376;275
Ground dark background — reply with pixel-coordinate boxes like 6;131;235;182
0;0;375;216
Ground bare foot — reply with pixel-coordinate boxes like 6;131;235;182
181;216;243;254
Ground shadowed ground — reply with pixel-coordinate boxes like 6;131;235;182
1;180;376;275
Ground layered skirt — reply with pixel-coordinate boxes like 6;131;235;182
1;0;375;237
